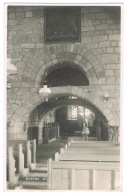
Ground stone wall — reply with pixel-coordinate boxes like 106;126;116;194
7;6;120;140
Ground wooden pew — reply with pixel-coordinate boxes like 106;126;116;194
47;158;120;190
7;139;36;187
57;153;120;162
55;142;120;162
12;144;25;174
7;139;36;165
7;147;18;186
63;145;120;155
70;141;120;147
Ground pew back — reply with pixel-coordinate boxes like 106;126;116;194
48;159;120;190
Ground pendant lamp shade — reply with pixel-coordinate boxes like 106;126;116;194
7;58;17;75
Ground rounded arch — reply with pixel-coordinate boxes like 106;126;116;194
9;86;116;130
37;97;108;123
20;43;105;88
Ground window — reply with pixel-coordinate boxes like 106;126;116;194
67;105;95;125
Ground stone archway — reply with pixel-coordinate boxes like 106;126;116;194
8;86;115;136
17;43;104;89
8;44;116;138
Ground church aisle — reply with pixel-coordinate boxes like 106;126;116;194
15;138;69;190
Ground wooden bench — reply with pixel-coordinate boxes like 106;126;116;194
63;145;120;155
57;153;120;162
7;139;36;187
47;158;120;190
8;139;36;165
56;142;120;162
7;147;18;186
70;141;120;147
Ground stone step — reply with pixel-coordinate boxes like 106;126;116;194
70;136;97;142
21;180;47;190
22;172;47;178
30;163;48;173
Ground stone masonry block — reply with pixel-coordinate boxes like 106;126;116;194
86;70;92;78
91;20;101;25
85;62;92;70
92;59;100;67
33;10;44;18
109;34;120;40
66;44;71;52
70;44;75;52
56;44;64;53
16;61;25;68
106;77;115;84
105;64;119;70
12;81;22;88
79;48;87;57
92;35;108;42
8;7;16;12
22;71;30;78
8;13;16;19
102;54;119;64
82;26;95;31
106;48;114;53
16;11;25;18
106;70;114;76
74;59;80;65
115;47;120;53
75;55;82;61
25;11;33;18
89;7;105;13
73;44;79;53
82;13;96;20
98;78;106;84
96;13;110;19
49;54;56;60
86;43;98;49
99;41;111;48
110;24;120;30
51;59;58;65
21;43;35;49
81;36;92;43
81;7;89;13
82;64;88;72
106;113;114;121
103;108;111;115
92;77;98;84
96;24;108;30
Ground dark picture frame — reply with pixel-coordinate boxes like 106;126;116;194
44;7;81;43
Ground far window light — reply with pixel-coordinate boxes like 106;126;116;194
67;105;94;121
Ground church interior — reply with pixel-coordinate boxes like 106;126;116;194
6;5;121;191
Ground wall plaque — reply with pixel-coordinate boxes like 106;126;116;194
45;7;81;43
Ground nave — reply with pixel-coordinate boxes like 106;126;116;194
7;135;120;191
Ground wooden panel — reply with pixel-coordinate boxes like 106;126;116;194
52;169;70;190
59;153;119;162
65;149;119;155
114;170;121;190
73;169;90;190
94;170;112;190
71;141;120;146
49;161;120;190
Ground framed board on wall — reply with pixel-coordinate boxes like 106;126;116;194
44;7;81;43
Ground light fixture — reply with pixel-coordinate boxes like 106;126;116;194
39;85;51;102
7;58;18;75
100;91;109;101
7;58;18;89
7;81;11;89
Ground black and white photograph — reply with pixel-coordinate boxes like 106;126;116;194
1;0;127;192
